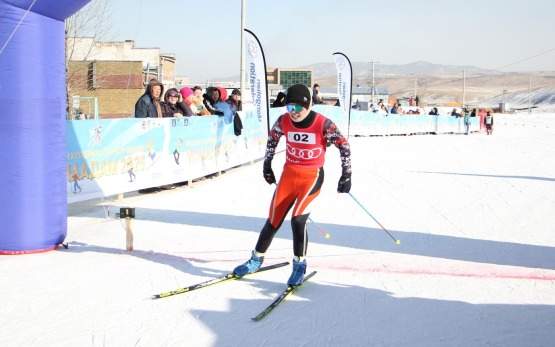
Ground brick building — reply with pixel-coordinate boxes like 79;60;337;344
67;38;178;118
68;60;144;119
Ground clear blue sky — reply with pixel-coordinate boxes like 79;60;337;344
102;0;555;81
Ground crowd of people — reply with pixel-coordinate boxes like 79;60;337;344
134;78;242;119
134;79;495;136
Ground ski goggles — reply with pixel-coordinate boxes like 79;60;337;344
286;104;303;113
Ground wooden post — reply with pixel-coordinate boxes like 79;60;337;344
119;207;135;251
125;217;133;251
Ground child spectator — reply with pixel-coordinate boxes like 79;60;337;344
188;86;210;115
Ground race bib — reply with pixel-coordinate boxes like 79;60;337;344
287;132;316;144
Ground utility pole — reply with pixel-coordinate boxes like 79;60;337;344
369;60;379;104
240;0;246;101
462;69;466;108
414;77;418;98
528;75;532;113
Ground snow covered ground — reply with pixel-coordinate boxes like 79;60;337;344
1;113;555;347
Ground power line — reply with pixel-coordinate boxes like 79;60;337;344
495;47;555;71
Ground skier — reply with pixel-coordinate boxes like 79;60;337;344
233;84;352;286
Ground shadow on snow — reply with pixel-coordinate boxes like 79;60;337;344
189;278;555;347
133;208;555;270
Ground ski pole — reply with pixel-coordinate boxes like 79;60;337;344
308;216;331;239
348;192;400;245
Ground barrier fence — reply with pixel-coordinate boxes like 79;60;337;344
67;105;480;203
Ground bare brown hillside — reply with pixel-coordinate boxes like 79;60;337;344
315;72;555;105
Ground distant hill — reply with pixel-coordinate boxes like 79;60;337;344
307;61;555;106
213;61;555;106
305;60;499;79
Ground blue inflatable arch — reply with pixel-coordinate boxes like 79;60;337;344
0;0;91;254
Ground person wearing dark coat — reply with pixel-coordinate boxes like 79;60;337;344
135;79;164;118
161;88;193;117
227;88;242;113
312;83;324;104
271;92;287;108
203;87;224;115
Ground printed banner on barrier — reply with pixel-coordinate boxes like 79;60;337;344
66;110;267;203
66;106;478;203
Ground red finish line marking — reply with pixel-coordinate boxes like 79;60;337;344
316;264;555;281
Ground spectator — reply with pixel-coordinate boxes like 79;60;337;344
451;108;462;117
484;111;494;135
272;92;287;108
464;110;471;135
180;87;193;106
192;85;203;98
188;86;210;115
227;89;242;113
161;88;193;117
203;87;224;115
217;87;228;103
214;88;235;123
470;108;477;117
135;79;164;118
390;103;398;114
312;83;324;104
428;107;439;115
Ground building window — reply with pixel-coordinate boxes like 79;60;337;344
87;62;97;90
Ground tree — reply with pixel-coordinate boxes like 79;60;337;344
64;0;112;119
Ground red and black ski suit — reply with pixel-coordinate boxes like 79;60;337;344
255;110;351;257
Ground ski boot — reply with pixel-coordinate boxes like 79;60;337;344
287;257;307;286
233;251;264;277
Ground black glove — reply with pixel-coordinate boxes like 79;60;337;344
263;160;276;185
337;172;351;193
